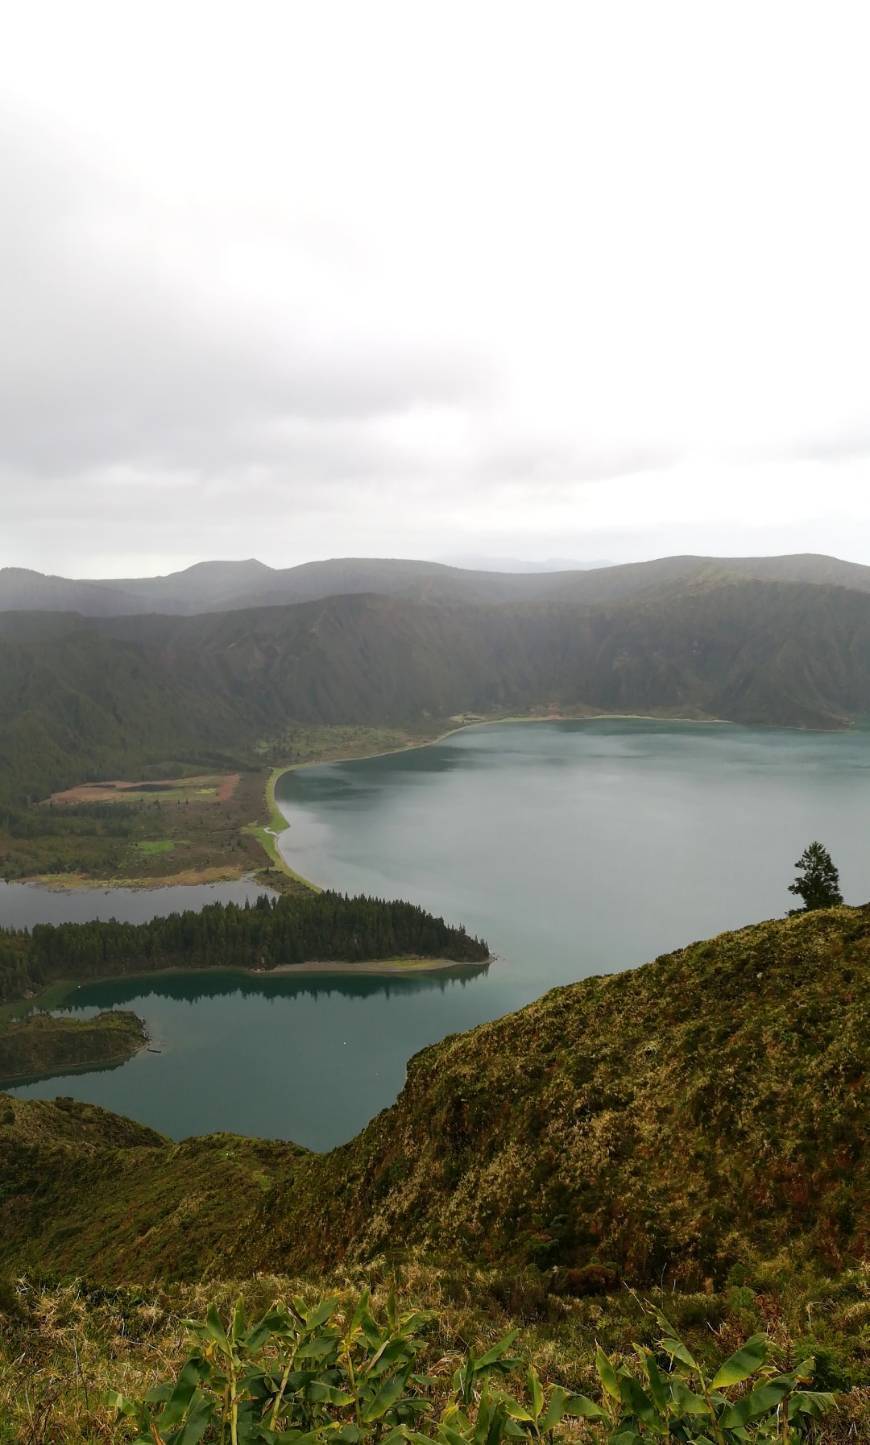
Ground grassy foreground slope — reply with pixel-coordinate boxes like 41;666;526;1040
1;906;865;1287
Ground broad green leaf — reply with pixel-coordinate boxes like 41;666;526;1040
472;1391;496;1445
297;1335;339;1362
788;1390;837;1421
306;1297;339;1331
145;1383;175;1405
502;1397;533;1422
305;1382;355;1406
669;1379;711;1416
564;1393;609;1420
485;1400;520;1445
711;1334;768;1389
437;1423;469;1445
174;1392;215;1445
634;1350;668;1412
617;1374;657;1426
501;1423;527;1441
660;1337;698;1372
528;1366;544;1420
539;1385;570;1432
475;1330;519;1371
159;1361;206;1428
204;1303;231;1355
365;1335;416;1377
720;1376;795;1429
231;1300;247;1343
595;1345;621;1401
362;1375;406;1422
394;1398;432;1419
245;1321;274;1353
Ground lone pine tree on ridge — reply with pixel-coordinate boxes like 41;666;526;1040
788;840;843;913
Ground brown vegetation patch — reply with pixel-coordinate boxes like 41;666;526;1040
46;772;240;806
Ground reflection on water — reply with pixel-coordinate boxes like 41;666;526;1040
0;877;277;930
11;960;497;1149
68;962;490;1010
8;720;870;1148
1;1054;133;1091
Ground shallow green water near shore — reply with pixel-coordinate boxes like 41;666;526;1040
8;720;870;1146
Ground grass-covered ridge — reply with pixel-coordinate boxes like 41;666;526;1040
1;906;864;1289
0;905;866;1439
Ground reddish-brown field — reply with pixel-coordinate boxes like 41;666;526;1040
47;772;241;806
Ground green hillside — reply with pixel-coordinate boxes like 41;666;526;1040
2;906;864;1286
1;905;866;1441
5;574;870;808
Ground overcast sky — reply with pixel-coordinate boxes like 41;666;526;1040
2;1;870;578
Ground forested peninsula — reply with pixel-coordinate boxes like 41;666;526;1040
0;891;489;1004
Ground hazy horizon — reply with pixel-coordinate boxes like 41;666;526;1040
4;545;870;584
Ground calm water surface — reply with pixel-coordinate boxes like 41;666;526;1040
7;721;870;1146
0;876;276;929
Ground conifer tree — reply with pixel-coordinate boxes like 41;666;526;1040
788;841;843;913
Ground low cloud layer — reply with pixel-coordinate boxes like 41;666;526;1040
2;2;870;576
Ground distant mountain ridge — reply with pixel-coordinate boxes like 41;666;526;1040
3;568;870;803
3;551;870;616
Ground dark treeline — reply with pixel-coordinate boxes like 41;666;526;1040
0;893;489;1002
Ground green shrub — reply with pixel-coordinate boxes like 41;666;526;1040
111;1292;837;1444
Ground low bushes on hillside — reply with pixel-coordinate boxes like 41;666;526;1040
110;1291;836;1444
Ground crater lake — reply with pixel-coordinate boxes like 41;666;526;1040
7;720;870;1147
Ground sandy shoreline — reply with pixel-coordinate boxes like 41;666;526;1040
273;709;730;780
261;955;490;976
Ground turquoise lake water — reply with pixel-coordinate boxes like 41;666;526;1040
7;720;869;1147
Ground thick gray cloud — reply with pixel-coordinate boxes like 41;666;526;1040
1;2;870;576
0;126;485;479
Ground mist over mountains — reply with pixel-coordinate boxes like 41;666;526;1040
4;550;870;616
2;551;870;803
